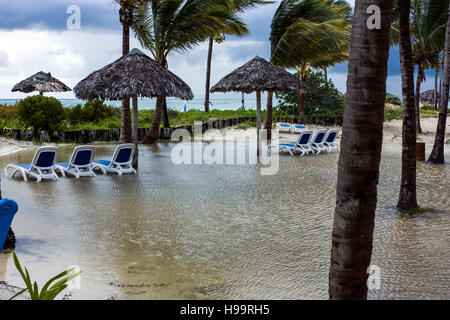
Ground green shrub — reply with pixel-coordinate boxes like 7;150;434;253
17;95;65;131
275;70;345;125
66;99;118;123
386;93;402;106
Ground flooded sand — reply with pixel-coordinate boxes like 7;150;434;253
0;143;448;300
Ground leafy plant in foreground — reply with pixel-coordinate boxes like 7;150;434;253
9;252;81;300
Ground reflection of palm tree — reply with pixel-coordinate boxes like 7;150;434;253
270;0;351;123
329;0;394;300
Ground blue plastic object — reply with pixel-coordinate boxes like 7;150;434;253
0;199;18;251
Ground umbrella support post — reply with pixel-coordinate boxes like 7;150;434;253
256;90;262;160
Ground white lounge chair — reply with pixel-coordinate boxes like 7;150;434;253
276;123;292;133
5;146;60;182
310;129;328;154
92;144;137;175
290;124;307;134
324;129;340;152
55;146;96;179
269;130;314;156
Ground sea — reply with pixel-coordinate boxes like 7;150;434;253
0;98;277;111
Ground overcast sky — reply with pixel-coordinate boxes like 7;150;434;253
0;0;438;100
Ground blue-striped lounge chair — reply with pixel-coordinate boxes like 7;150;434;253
269;130;314;156
276;123;292;133
4;146;60;182
55;146;96;179
324;129;340;152
310;129;328;154
0;198;18;252
290;124;307;134
92;144;137;175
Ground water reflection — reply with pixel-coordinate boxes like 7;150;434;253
0;144;448;300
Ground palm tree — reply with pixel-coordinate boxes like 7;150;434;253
115;0;147;143
133;0;248;144
204;0;273;113
428;3;450;164
410;0;449;133
205;34;225;113
270;0;351;124
329;0;394;300
397;0;418;211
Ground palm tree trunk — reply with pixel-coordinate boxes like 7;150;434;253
161;97;170;128
397;0;418;211
205;36;214;113
415;66;423;133
265;91;273;140
143;96;163;144
299;88;305;124
434;67;439;110
120;21;132;143
132;94;139;169
428;4;450;164
329;0;393;300
324;68;328;82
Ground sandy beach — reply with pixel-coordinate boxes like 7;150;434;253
1;117;449;158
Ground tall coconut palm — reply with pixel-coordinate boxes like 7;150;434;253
410;0;449;133
397;0;418;211
428;3;450;164
204;0;273;113
115;0;147;143
205;34;225;113
329;0;394;300
270;0;351;124
133;0;248;144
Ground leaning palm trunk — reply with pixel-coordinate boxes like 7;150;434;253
414;67;424;133
205;36;214;113
161;98;170;128
143;96;164;144
329;0;393;300
265;91;273;140
428;4;450;164
397;0;418;211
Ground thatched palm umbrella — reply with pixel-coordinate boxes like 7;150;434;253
12;71;71;95
211;56;304;155
73;48;193;144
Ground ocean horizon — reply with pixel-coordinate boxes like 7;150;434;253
0;97;278;111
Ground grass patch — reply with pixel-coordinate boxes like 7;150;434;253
384;104;439;121
398;206;432;215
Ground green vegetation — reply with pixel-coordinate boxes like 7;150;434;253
275;70;345;124
384;104;439;121
398;206;432;215
386;93;402;106
0;97;267;132
17;95;65;132
9;252;81;300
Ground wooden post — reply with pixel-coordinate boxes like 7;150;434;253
256;90;262;158
132;95;139;169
